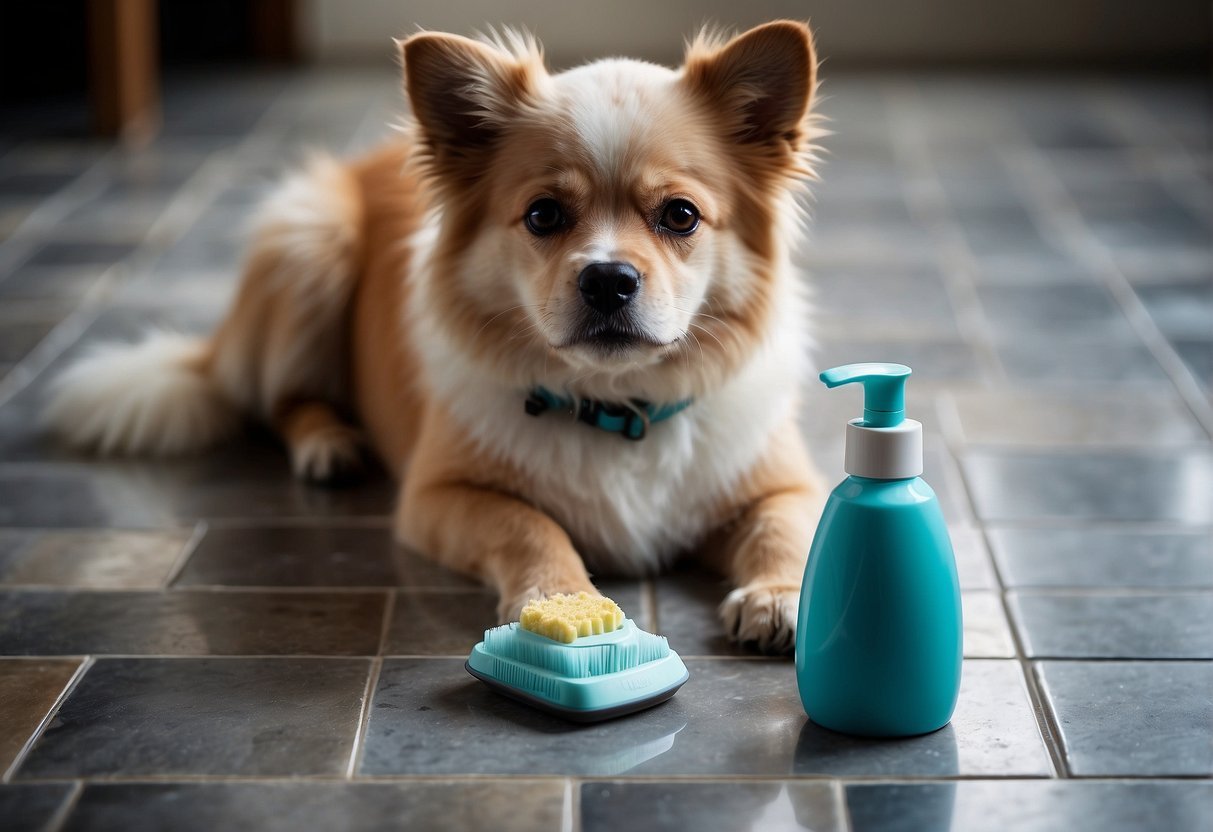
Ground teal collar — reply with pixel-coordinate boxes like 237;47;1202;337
524;386;693;441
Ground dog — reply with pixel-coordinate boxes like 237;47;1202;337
45;20;825;654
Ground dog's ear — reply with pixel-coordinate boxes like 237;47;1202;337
400;31;543;178
681;21;817;151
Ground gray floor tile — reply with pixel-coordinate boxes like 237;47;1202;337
1135;281;1213;339
0;590;386;656
969;249;1093;283
174;525;475;589
950;527;997;590
977;284;1134;339
963;449;1213;523
0;467;175;528
654;569;749;657
1021;109;1124;149
794;661;1049;777
581;781;844;832
994;338;1168;385
0;783;77;832
15;241;136;270
0;319;57;364
1010;591;1213;658
359;658;1048;777
17;657;370;777
1065;178;1210;253
956;207;1067;260
0;169;82;196
382;591;497;656
0;457;394;526
846;780;1213;832
63;781;566;832
0;530;191;588
656;576;1004;658
810;268;960;338
949;388;1206;446
962;591;1016;658
1037;660;1213;775
989;526;1213;588
150;462;397;522
1172;338;1213;389
0;659;81;772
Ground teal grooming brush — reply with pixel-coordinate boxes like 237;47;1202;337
465;594;689;722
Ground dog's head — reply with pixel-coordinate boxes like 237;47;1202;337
401;22;818;397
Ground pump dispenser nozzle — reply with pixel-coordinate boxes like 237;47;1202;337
819;363;911;428
820;362;922;480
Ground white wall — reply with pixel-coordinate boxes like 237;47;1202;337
300;0;1208;67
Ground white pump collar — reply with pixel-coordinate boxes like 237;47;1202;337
844;418;924;480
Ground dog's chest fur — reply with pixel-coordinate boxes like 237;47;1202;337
409;244;808;575
475;346;800;575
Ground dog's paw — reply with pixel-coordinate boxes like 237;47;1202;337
290;425;364;485
719;583;799;655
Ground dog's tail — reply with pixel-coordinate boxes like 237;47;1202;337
44;153;365;457
43;332;237;456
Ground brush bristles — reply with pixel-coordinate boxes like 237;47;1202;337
482;622;669;678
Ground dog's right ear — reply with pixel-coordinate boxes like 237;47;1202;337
400;32;542;180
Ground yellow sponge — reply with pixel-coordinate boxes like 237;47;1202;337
519;592;626;643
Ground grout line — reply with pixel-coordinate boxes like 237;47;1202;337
376;590;397;657
13;772;1211;785
199;516;393;529
0;151;116;250
979;518;1213;532
960;439;1212;453
162;521;208;588
928;350;1071;775
978;514;1069;778
45;779;84;832
833;778;851;832
563;777;578;832
1025;660;1073;776
1003;586;1213;598
345;656;383;779
3;657;94;783
2;584;403;596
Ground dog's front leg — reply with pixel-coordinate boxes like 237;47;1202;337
396;478;597;622
714;489;819;654
705;425;824;654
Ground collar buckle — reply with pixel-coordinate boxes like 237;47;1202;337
525;387;687;441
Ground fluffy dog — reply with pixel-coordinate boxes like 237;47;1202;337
46;21;825;653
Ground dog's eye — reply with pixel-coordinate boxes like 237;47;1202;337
658;199;700;235
524;198;565;236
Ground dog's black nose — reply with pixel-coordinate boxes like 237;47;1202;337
578;262;640;316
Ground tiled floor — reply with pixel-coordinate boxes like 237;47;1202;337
0;67;1210;831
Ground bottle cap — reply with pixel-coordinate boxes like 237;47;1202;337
820;363;923;480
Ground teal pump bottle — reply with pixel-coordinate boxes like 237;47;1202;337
795;363;962;737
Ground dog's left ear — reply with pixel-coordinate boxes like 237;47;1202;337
681;21;817;151
400;31;544;181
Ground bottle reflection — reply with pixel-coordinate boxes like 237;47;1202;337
791;717;959;830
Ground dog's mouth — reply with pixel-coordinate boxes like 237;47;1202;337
557;321;672;354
